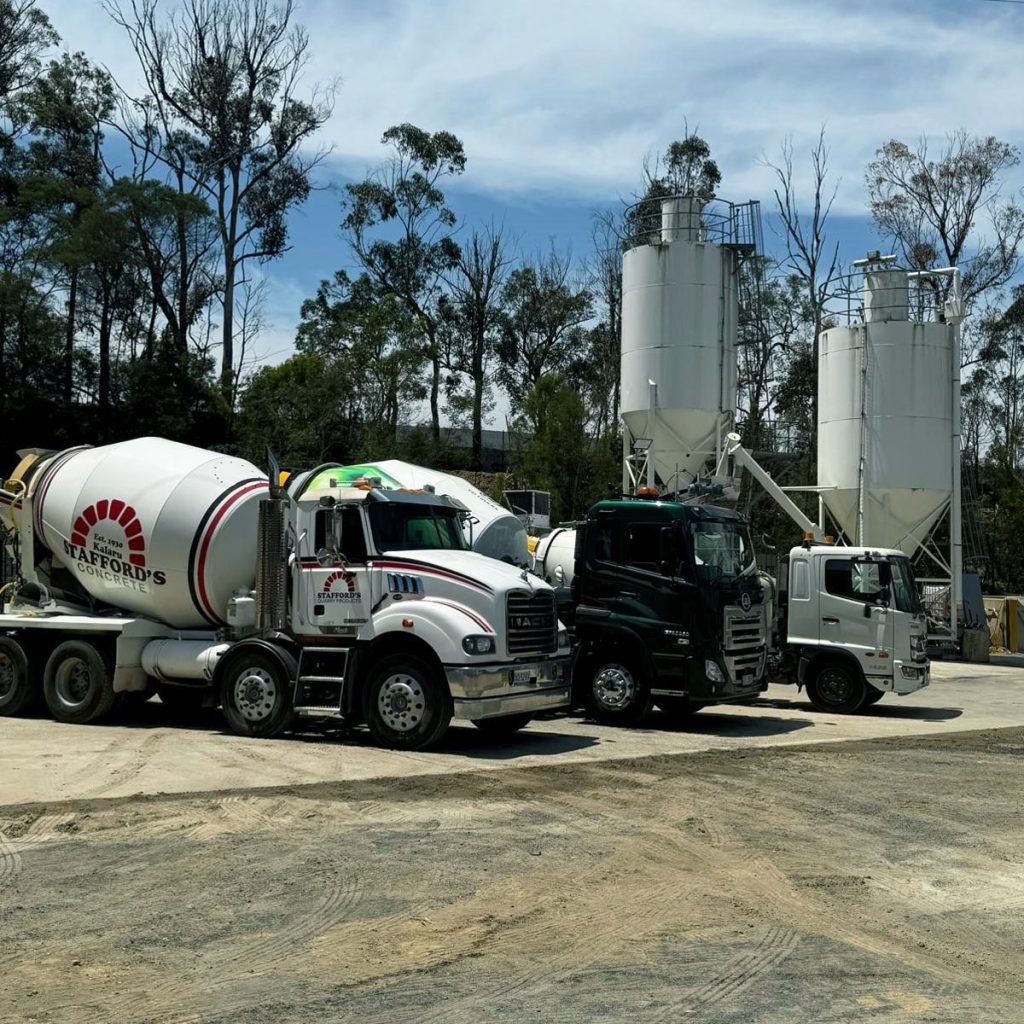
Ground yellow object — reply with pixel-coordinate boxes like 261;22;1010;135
278;470;291;488
527;535;539;554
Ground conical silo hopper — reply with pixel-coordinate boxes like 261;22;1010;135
817;267;954;554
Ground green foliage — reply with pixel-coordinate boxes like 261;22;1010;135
510;374;619;523
867;132;1024;307
235;353;352;467
496;251;592;404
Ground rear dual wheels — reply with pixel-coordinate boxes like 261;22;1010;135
43;640;117;724
0;637;35;716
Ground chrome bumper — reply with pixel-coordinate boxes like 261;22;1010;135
446;657;571;721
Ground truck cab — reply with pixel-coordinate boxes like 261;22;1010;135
278;483;571;746
570;499;768;724
775;544;930;712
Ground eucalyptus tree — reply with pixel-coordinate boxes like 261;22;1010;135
343;123;466;444
108;0;334;405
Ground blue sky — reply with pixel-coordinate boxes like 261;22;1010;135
42;0;1024;373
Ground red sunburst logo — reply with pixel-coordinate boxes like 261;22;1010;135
70;499;146;567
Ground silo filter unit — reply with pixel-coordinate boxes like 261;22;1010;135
620;197;739;492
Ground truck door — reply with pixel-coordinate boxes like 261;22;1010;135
306;505;371;631
587;512;696;667
818;557;894;682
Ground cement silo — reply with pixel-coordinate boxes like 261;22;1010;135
817;258;964;637
620;196;760;493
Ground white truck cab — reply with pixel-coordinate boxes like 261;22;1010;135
776;543;930;713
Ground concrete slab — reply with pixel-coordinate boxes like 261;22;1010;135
1;660;1022;807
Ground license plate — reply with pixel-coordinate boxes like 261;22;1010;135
741;673;754;688
511;669;536;687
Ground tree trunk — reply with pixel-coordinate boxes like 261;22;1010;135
98;280;113;442
427;325;440;444
64;266;78;404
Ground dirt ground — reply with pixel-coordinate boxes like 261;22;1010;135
2;723;1023;1023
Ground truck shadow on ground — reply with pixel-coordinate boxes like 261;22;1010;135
633;710;816;738
753;698;964;722
104;700;602;759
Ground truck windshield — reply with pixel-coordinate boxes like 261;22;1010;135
889;557;924;614
690;520;755;581
368;504;469;553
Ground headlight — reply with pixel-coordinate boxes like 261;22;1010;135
705;660;725;683
557;628;571;650
462;635;496;655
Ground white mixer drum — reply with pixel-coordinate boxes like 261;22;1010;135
32;438;267;628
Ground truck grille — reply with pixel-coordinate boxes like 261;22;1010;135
506;591;558;656
724;607;765;651
724;605;767;685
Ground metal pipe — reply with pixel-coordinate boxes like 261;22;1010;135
720;434;823;541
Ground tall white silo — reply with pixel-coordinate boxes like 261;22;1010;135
817;260;963;636
620;196;753;493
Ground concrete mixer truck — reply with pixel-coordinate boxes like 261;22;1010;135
0;439;571;749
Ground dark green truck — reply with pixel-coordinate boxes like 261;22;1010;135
568;498;768;723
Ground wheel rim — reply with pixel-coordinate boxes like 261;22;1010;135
233;667;278;723
54;657;93;709
593;663;635;711
0;652;14;700
817;668;853;705
377;673;426;732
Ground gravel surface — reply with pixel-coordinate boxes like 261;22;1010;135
2;724;1023;1023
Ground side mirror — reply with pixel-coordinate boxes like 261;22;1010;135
316;547;333;567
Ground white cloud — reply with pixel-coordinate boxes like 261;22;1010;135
45;0;1024;212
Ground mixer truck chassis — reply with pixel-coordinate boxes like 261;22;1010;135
0;439;571;749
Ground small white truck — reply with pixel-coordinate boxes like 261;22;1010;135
768;541;930;712
0;438;571;749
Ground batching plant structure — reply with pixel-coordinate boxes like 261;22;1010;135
817;255;964;641
620;194;763;494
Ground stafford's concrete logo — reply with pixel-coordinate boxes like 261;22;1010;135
322;571;360;601
63;499;166;591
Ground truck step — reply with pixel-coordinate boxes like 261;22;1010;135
294;704;343;717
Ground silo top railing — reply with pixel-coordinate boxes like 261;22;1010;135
622;195;763;254
828;266;953;327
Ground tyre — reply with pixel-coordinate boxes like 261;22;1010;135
43;640;117;724
0;636;35;716
473;713;533;735
806;662;867;715
220;651;295;738
655;696;705;721
156;682;207;711
364;655;452;751
586;654;652;726
862;685;885;707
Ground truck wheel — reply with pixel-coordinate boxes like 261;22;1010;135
655;697;705;721
473;713;533;735
0;637;34;716
220;652;295;738
862;686;885;707
806;662;867;715
364;656;452;751
43;640;117;724
587;656;652;726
